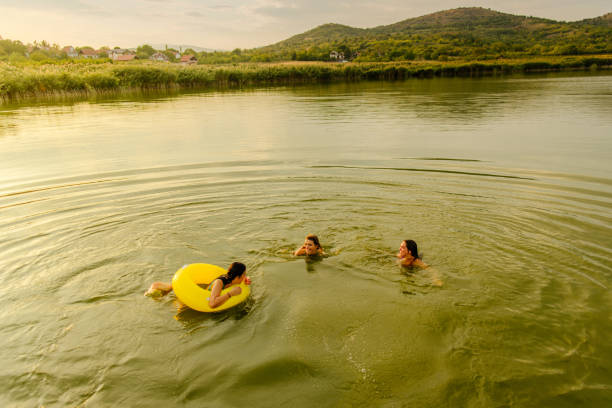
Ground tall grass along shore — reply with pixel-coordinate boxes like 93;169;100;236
1;56;611;102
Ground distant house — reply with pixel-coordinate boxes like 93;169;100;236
180;54;197;65
108;49;134;60
114;54;136;61
329;51;345;61
62;46;78;58
150;52;169;62
80;48;99;59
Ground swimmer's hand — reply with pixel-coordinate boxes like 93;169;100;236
245;277;252;285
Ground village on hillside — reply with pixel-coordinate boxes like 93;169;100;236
0;35;200;64
61;46;198;64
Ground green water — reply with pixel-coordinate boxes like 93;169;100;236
1;74;611;407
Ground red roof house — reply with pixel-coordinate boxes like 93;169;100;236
114;54;136;61
180;54;197;64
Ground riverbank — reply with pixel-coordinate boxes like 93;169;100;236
1;55;611;102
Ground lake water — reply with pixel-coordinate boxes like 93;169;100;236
1;73;611;407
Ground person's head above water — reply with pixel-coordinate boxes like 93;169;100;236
304;234;322;255
224;261;247;284
295;234;324;256
399;239;420;260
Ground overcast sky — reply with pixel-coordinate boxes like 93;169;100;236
0;0;609;50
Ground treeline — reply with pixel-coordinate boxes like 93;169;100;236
217;21;611;63
2;56;611;101
0;39;191;64
0;39;106;63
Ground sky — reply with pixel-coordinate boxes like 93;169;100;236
0;0;610;50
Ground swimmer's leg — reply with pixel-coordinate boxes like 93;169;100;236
145;281;173;297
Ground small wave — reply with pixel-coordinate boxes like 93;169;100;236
310;165;534;180
400;157;484;162
0;178;123;199
234;357;316;386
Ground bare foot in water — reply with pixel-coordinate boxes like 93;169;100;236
144;281;172;297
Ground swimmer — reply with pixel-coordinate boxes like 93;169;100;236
397;240;428;268
397;240;442;286
206;262;248;309
294;234;324;256
146;262;251;309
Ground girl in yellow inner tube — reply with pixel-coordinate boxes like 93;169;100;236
147;262;251;309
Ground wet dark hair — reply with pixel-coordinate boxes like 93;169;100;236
224;262;246;282
403;240;420;259
306;234;321;249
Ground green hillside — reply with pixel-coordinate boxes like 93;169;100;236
222;7;611;63
273;23;367;47
374;7;552;32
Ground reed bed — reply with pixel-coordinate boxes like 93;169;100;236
1;56;611;102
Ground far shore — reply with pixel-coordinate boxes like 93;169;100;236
1;55;611;103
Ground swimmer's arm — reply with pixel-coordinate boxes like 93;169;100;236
424;266;443;287
208;280;242;309
208;280;229;308
294;246;306;256
415;259;429;269
399;257;413;267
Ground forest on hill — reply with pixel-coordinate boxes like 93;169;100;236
198;7;612;63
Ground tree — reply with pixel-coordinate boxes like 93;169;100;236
162;50;178;62
136;44;155;57
337;44;351;59
29;50;48;61
0;39;27;56
8;52;27;63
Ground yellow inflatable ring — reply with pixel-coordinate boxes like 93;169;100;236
171;263;250;312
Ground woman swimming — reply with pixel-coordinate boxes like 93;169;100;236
397;239;428;268
294;234;324;256
397;240;442;286
206;262;248;309
146;262;251;309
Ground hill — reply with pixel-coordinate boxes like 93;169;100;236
240;7;611;63
578;12;612;27
273;23;367;48
373;7;553;33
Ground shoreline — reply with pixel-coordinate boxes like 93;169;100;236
2;56;611;104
